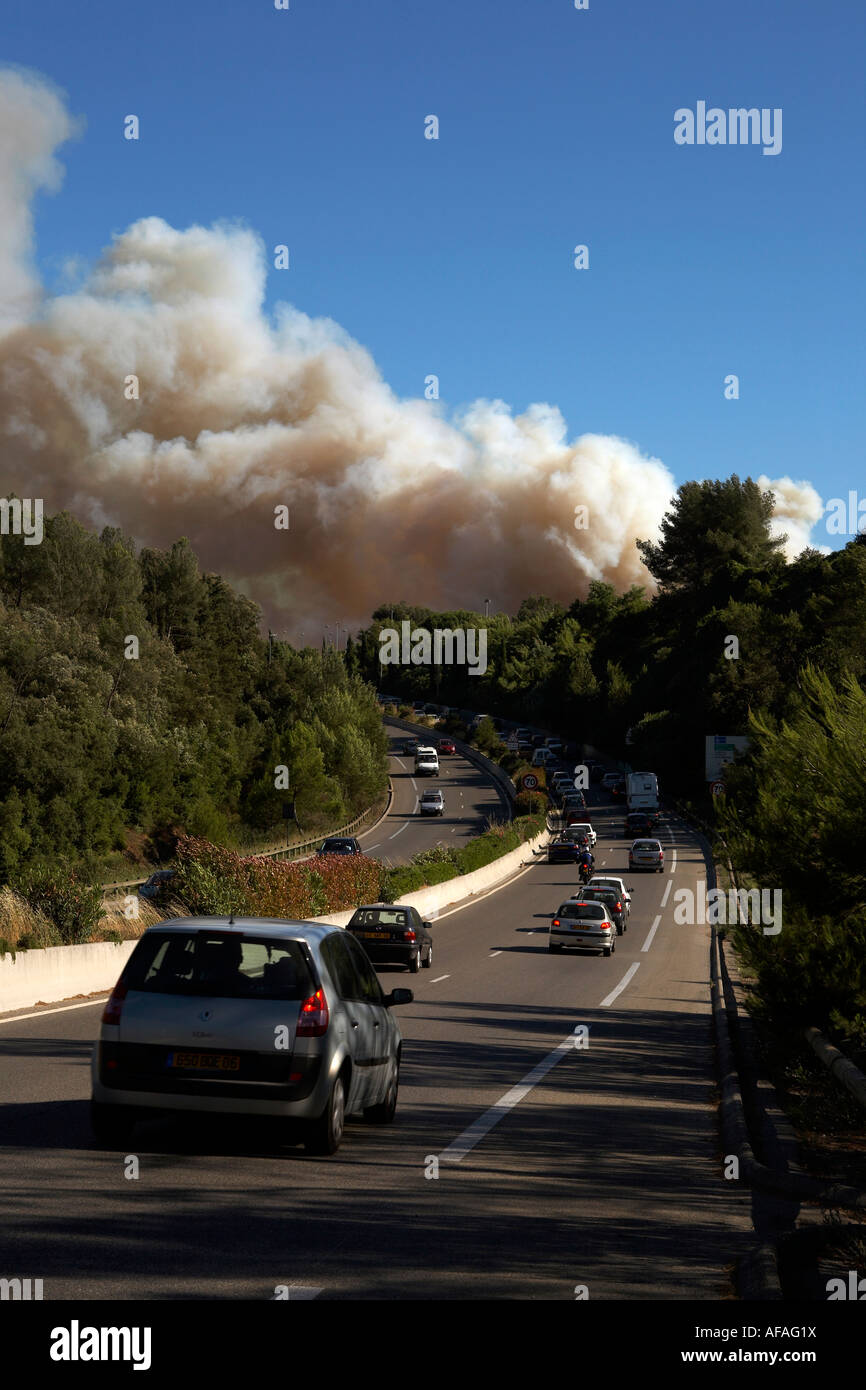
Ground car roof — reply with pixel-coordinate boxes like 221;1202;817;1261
139;916;343;941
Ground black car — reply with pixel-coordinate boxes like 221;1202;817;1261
625;811;657;837
579;885;627;934
346;903;433;974
317;837;362;856
547;834;582;864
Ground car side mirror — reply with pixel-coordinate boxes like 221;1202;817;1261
423;922;433;930
385;988;414;1006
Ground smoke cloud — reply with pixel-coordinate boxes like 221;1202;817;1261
0;70;826;638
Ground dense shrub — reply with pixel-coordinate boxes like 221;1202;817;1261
171;835;386;918
381;865;426;901
14;867;104;945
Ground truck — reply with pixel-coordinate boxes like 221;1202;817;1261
626;771;659;814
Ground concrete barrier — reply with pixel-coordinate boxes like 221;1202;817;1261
1;829;549;1013
315;825;548;926
0;940;138;1015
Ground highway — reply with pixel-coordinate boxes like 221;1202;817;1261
0;775;754;1300
355;721;509;864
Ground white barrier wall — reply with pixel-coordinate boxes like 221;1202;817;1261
315;826;548;925
0;940;138;1016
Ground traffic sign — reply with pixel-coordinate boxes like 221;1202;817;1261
710;780;725;797
522;773;539;791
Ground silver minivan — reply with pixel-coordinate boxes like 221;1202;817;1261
91;918;412;1155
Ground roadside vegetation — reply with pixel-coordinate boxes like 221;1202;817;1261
0;509;388;887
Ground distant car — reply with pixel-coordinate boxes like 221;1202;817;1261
610;778;626;799
346;903;433;974
317;837;362;856
419;790;445;816
545;738;564;757
531;747;555;767
549;900;616;956
601;772;621;791
588;876;633;918
566;822;596;848
400;738;419;756
629;839;665;873
625;810;657;837
547;834;582;864
90;918;413;1154
578;886;627;935
424;703;440;715
437;738;456;755
412;701;426;713
138;870;177;903
562;792;587;815
551;771;573;789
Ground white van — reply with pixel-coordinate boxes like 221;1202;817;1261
415;746;440;776
531;747;555;767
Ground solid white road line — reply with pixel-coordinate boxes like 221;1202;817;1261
0;997;108;1024
599;962;640;1008
670;848;677;873
642;915;661;953
439;1034;576;1163
660;877;673;908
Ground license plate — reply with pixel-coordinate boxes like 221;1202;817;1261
168;1052;240;1071
360;931;389;939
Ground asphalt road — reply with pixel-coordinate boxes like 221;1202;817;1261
0;786;753;1300
356;721;509;865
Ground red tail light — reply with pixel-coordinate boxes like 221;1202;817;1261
297;988;329;1037
552;918;560;927
101;981;128;1025
614;902;622;912
402;929;416;942
599;923;612;931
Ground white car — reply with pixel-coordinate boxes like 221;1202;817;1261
549;900;616;956
587;876;633;918
566;822;596;848
629;839;665;873
419;790;445;816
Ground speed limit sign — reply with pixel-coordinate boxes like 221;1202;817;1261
522;773;539;791
711;780;725;797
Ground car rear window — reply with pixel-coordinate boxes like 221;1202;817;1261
634;840;660;850
121;931;316;1001
558;903;606;920
350;908;408;929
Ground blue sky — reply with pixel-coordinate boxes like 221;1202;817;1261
6;0;865;541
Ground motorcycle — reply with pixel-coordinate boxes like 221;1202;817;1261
578;860;592;886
